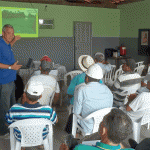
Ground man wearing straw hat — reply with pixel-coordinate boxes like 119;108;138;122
67;55;103;105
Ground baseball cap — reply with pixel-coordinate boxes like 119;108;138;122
40;55;52;62
41;60;53;71
122;59;136;71
26;80;44;96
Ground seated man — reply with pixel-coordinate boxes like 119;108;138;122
112;59;142;107
138;73;150;93
60;108;133;150
32;55;58;80
23;58;60;106
5;80;58;147
120;80;150;121
73;64;113;134
94;52;112;75
67;55;103;105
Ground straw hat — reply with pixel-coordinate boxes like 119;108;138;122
78;55;95;72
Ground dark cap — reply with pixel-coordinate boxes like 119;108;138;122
41;60;53;71
122;59;136;71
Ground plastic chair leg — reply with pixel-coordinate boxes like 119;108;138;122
10;129;16;150
133;120;141;143
15;141;21;150
43;139;50;150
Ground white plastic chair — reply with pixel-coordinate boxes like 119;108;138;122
104;65;116;85
106;66;123;87
132;108;150;143
136;61;144;67
64;70;83;87
38;86;56;106
9;118;53;150
134;65;145;76
72;107;112;138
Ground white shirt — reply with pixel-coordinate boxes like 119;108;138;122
27;74;60;94
120;92;150;121
32;70;58;81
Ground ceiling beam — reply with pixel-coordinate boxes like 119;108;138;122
1;0;144;8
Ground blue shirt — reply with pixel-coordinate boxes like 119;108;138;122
0;37;16;84
96;63;111;75
73;82;113;133
74;142;134;150
67;73;103;105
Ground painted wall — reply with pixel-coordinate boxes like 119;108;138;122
118;0;150;63
0;1;120;71
0;1;120;37
118;0;150;38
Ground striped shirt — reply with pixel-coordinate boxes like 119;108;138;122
5;102;57;141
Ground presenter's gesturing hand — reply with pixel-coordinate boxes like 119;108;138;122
11;61;22;70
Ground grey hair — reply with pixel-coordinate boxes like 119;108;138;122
2;24;14;32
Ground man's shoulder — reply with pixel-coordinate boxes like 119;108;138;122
118;73;141;82
74;144;100;150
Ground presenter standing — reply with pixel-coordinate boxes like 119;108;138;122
0;24;22;135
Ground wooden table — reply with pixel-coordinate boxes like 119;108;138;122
107;56;131;69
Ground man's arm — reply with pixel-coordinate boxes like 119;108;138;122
73;87;83;115
0;61;22;70
10;35;21;47
53;93;60;105
126;104;132;111
67;75;79;95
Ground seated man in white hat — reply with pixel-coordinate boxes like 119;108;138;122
67;55;103;105
73;64;113;134
112;58;142;107
5;80;58;149
94;52;112;75
23;59;60;106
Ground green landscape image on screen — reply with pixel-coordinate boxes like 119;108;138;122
1;7;38;37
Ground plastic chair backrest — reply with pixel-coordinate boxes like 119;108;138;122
86;107;112;133
114;67;124;82
64;70;83;87
38;86;56;106
136;61;144;67
134;65;145;76
9;118;53;148
72;107;112;137
103;65;116;84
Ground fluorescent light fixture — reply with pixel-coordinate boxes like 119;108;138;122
39;19;44;25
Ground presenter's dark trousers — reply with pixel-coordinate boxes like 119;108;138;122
0;81;16;135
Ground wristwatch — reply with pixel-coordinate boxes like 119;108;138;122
8;66;11;69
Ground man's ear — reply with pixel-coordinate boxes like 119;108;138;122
85;76;89;83
102;126;107;135
39;94;42;99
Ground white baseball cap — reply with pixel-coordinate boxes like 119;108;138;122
25;80;44;96
78;55;95;72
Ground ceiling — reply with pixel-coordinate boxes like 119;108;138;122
2;0;145;9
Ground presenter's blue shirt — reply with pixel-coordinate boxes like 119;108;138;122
0;37;16;84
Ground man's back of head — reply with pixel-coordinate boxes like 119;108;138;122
100;108;132;145
24;80;44;103
40;60;53;74
94;52;105;63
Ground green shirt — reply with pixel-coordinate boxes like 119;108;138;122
74;142;134;150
